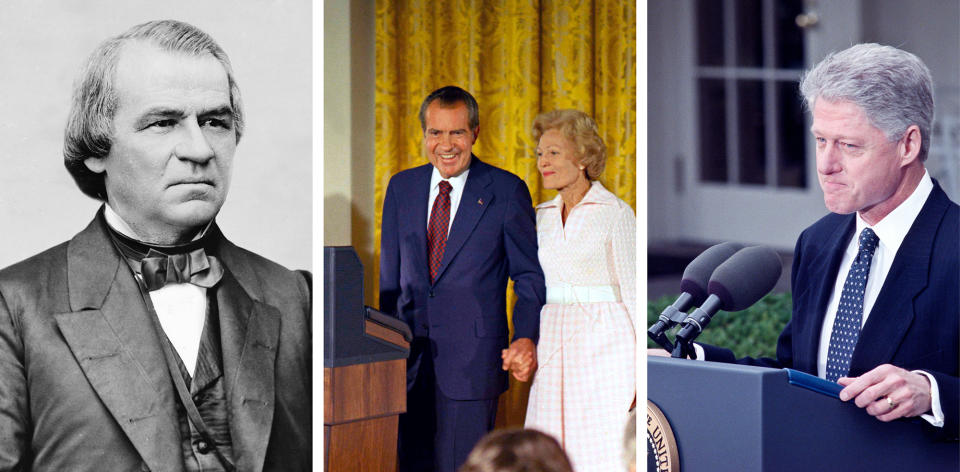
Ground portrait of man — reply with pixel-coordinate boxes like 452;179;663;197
0;16;311;471
379;85;546;472
654;43;959;441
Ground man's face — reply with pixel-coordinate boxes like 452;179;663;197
423;101;477;179
811;99;906;222
85;42;236;241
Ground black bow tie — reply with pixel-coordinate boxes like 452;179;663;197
140;248;224;291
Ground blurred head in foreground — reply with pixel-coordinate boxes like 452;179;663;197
458;428;574;472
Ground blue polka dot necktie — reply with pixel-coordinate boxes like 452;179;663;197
427;181;453;284
825;227;880;382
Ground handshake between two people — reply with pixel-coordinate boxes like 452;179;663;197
501;337;537;382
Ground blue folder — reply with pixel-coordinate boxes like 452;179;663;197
785;368;843;399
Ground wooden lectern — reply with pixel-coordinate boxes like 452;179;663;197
324;247;412;472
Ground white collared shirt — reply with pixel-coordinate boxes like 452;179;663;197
427;166;470;233
693;171;943;426
104;205;205;376
815;171;942;426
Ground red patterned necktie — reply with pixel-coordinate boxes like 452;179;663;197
427;181;453;283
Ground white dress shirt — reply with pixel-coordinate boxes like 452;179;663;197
104;205;206;376
693;171;943;426
816;171;942;426
427;166;470;232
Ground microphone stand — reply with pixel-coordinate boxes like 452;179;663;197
647;330;675;354
669;296;722;360
647;293;695;353
670;337;696;359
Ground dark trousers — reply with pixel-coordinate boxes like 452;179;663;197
398;338;498;472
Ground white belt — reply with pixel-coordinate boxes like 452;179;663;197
545;284;620;304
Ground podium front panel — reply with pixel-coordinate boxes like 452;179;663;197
648;357;958;471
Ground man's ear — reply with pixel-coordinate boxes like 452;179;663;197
84;157;106;174
898;124;922;166
471;126;480;143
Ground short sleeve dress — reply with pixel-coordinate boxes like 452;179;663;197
524;180;636;472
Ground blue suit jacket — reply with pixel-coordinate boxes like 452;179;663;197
379;157;545;400
704;182;959;439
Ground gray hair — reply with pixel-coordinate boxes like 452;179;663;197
63;19;244;200
799;43;934;161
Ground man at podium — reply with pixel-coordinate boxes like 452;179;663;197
654;44;958;441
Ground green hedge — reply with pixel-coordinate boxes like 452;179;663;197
646;293;793;358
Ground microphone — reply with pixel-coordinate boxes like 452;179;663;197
648;242;745;339
674;246;782;346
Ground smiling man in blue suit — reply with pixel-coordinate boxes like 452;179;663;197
692;44;959;440
380;86;546;472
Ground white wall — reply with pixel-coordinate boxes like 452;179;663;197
862;0;959;91
0;0;312;270
646;0;687;244
323;0;376;302
862;0;960;199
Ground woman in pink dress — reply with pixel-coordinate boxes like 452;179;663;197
522;109;636;472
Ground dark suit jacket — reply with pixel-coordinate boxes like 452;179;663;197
379;157;545;400
0;212;311;471
703;182;959;439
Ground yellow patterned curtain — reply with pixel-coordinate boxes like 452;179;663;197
374;0;635;427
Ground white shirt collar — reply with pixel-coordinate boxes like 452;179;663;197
103;204;143;240
536;180;616;209
429;166;470;194
855;170;933;255
103;204;210;244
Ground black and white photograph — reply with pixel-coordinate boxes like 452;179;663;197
0;1;311;470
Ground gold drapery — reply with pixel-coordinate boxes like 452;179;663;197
374;0;635;428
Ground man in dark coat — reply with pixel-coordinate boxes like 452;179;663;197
0;20;311;471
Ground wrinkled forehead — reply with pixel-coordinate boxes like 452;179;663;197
112;41;231;109
810;98;884;136
424;102;472;129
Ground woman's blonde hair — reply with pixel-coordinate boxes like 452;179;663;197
532;109;606;180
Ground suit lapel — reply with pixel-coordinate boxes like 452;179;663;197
852;185;949;373
217;239;281;472
56;213;181;472
797;215;854;374
410;165;432;281
433;157;493;285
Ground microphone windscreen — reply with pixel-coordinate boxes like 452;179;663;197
707;246;782;311
680;242;745;305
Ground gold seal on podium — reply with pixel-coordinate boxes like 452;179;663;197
647;400;680;472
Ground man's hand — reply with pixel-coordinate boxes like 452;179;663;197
837;364;932;422
648;348;670;357
501;338;537;382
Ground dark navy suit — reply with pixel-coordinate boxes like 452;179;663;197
703;182;959;439
380;156;545;471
